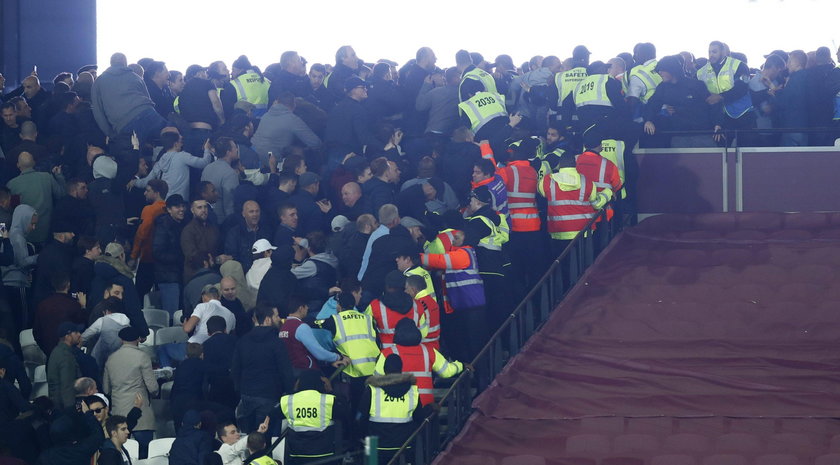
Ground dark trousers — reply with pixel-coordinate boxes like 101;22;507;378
507;230;547;301
135;262;155;302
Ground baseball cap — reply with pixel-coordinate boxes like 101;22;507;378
344;76;368;93
104;242;124;258
252;239;277;254
331;215;351;232
298;172;320;188
573;45;592;60
57;322;82;338
470;186;493;204
166;194;187;208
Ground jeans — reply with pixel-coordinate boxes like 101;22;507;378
156;342;186;367
120;108;168;146
236;395;277;434
158;282;180;315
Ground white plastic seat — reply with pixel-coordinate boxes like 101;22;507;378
124;438;139;460
173;310;183;325
154;327;187;346
147;437;175;458
142;309;170;330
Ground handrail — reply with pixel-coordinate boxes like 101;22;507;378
384;202;619;465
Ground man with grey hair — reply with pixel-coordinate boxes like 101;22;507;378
357;203;399;280
91;52;167;144
266;50;312;100
327;45;361;98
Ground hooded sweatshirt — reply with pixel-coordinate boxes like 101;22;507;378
168;410;212;465
2;205;37;287
135;148;213;200
91;65;155;135
231;325;295;399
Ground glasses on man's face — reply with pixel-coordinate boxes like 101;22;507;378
91;407;105;414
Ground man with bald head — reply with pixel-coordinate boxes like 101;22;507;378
224;200;271;272
91;52;167;144
21;75;51;124
339;181;366;220
5;120;49;177
6;151;65;243
402;46;441;137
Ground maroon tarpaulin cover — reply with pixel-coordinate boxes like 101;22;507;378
433;213;840;464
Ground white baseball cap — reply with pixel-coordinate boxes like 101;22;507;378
251;239;277;254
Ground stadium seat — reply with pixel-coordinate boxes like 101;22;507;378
20;329;46;366
752;454;801;465
651;455;697;465
715;433;762;454
142;308;170;330
147;437;175;458
701;454;748;465
124;439;139;460
160;381;173;400
613;434;659;455
155;326;187;345
727;418;776;435
173;309;184;325
31;365;48;399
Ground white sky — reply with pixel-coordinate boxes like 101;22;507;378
98;0;839;73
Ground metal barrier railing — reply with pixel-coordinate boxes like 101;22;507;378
383;201;623;465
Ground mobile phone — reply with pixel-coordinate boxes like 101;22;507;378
33;65;37;74
71;292;78;299
0;223;5;234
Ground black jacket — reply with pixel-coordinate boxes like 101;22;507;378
37;411;102;465
289;189;327;236
153;213;186;284
88;176;126;242
168;411;212;465
324;97;379;158
256;247;299;313
203;331;238;405
224;219;272;272
88;260;148;337
439;142;482;205
33;239;75;306
231;325;294;399
362;177;395;216
362;225;419;297
365;78;405;122
325;63;358;100
53;195;96;238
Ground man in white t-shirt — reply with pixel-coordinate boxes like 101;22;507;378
183;284;236;343
216;418;270;465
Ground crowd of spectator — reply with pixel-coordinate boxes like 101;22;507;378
0;40;838;465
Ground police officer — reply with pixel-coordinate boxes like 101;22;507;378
278;370;348;465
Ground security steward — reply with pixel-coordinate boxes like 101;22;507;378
458;78;522;157
321;292;380;414
463;185;512;336
277;370;349;465
576;126;623;229
243;432;278;465
497;137;544;295
553;45;591;122
538;153;611;257
569;61;629;135
420;229;486;362
222;55;272;119
359;354;431;463
456;48;498;101
365;271;428;349
696;40;755;145
374;319;464;406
